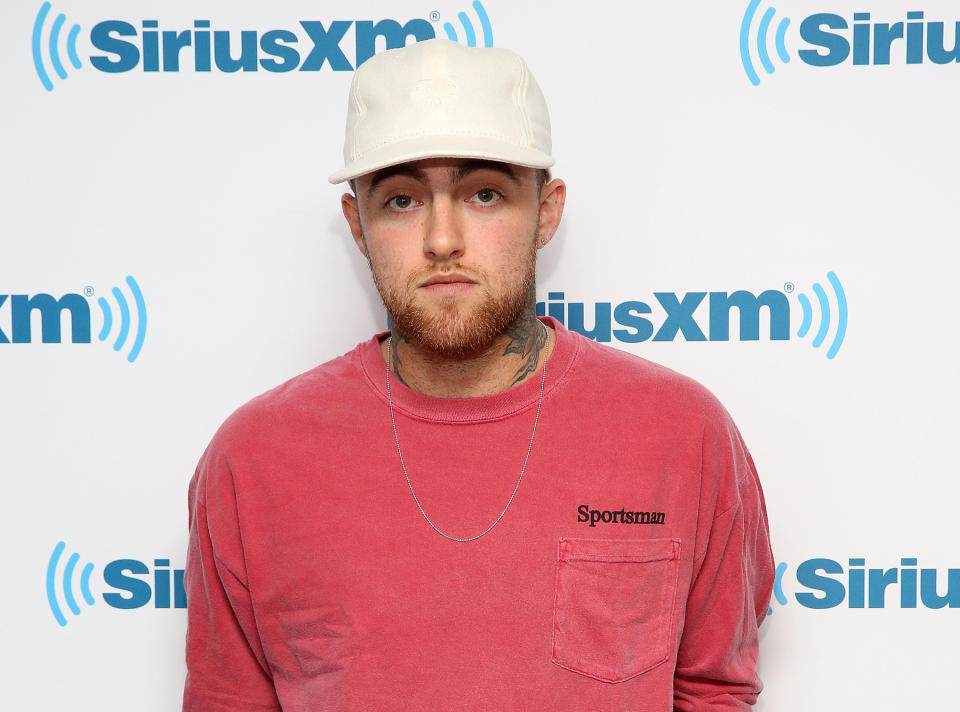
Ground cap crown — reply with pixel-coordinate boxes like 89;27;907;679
329;39;553;184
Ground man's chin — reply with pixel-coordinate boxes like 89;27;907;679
421;335;497;359
383;273;534;358
401;319;498;358
389;304;509;359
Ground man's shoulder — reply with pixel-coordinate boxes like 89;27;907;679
207;338;373;452
571;333;728;421
569;335;758;506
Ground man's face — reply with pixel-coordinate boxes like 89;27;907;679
342;158;562;358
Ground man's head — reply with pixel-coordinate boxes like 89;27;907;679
331;40;565;358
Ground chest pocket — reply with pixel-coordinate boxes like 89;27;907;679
551;537;681;683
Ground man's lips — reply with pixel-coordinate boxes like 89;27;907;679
419;272;477;287
419;272;478;295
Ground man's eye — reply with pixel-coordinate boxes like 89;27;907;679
387;195;415;209
472;188;502;204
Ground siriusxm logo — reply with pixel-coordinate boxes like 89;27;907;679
32;1;492;91
740;2;960;85
46;541;185;627
0;275;147;362
537;271;848;359
769;557;960;612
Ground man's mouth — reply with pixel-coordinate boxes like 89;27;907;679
419;272;478;295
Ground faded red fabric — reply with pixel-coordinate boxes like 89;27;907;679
183;319;774;712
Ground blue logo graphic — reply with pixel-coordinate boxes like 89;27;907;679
96;276;147;363
741;4;960;85
795;271;847;360
46;541;95;626
740;0;791;86
46;541;185;627
32;2;493;89
32;2;82;91
442;1;493;47
536;271;848;359
0;275;147;362
769;557;960;612
767;561;788;614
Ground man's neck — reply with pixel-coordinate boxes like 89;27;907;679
380;310;553;398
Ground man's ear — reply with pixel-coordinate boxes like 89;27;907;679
535;178;566;249
341;193;368;257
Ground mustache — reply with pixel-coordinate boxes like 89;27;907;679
407;265;487;288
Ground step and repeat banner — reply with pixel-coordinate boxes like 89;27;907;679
3;0;957;709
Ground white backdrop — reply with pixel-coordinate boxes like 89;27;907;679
3;0;959;709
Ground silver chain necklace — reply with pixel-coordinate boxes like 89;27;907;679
385;322;549;542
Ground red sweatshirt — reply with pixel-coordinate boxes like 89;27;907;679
183;319;774;711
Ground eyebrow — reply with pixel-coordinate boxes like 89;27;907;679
452;159;520;185
365;159;521;198
366;164;428;198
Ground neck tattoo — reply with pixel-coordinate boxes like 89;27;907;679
385;321;550;542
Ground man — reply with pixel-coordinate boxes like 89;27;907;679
183;39;774;711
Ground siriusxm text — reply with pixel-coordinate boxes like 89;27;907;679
794;557;959;609
0;293;89;343
536;290;789;343
799;11;960;66
89;19;434;73
103;558;186;609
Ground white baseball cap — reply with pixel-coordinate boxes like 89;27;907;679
328;39;554;184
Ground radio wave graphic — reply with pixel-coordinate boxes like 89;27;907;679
795;271;847;360
96;276;147;363
739;0;790;86
46;541;95;627
767;561;788;615
443;1;493;48
32;2;82;92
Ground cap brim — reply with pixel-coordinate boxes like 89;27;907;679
328;134;554;184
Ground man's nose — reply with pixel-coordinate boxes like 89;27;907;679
422;198;465;261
